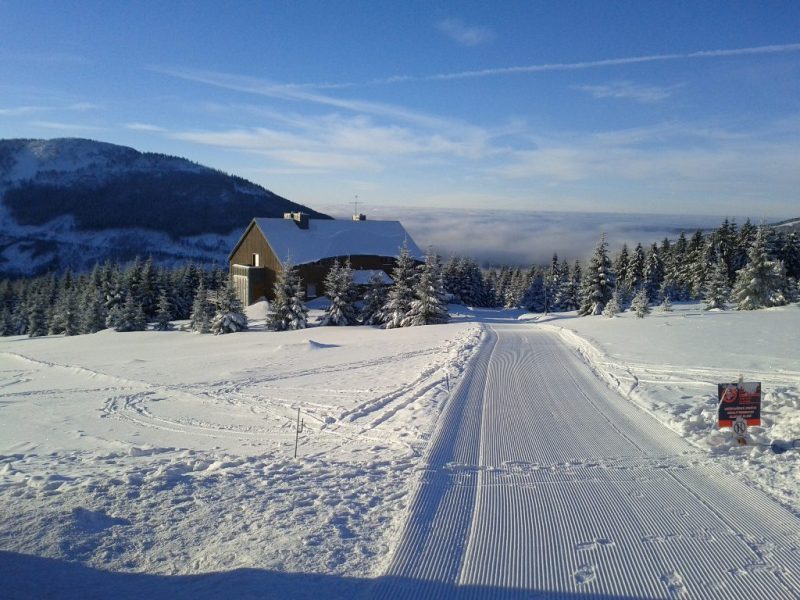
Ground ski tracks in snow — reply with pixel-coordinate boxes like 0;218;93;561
375;324;800;599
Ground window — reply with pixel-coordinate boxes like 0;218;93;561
252;253;260;267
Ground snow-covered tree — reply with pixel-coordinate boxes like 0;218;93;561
319;259;357;326
49;288;81;336
631;288;650;318
27;293;49;337
602;289;621;318
267;262;308;331
154;289;173;331
703;258;729;310
523;269;546;313
360;271;389;325
381;243;417;329
732;226;788;310
659;295;673;312
579;234;614;316
644;243;663;300
211;279;248;334
404;248;449;326
190;279;212;333
110;292;147;332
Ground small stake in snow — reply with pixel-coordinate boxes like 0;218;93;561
294;408;304;459
446;372;450;392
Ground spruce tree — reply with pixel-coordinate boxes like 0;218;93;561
602;289;621;318
319;259;357;326
27;293;49;337
523;270;546;312
732;226;787;310
579;234;614;316
267;262;308;331
211;280;248;334
631;288;650;318
154;289;174;331
404;249;449;326
381;243;417;329
49;288;81;336
111;292;147;332
360;271;389;326
190;279;212;333
703;259;729;310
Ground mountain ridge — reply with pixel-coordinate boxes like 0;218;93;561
0;138;330;276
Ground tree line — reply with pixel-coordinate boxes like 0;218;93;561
1;218;798;338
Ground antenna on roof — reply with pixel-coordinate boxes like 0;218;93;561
352;194;366;221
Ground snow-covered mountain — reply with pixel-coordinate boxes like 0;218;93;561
0;138;330;276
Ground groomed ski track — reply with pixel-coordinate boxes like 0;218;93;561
372;324;800;599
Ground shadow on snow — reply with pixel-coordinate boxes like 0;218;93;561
0;550;652;600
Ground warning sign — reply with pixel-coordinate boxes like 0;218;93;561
718;382;761;428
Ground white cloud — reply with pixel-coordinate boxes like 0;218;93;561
124;122;166;132
437;18;495;47
573;81;680;103
0;102;98;116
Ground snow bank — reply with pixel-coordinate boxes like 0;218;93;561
540;303;800;515
0;317;483;592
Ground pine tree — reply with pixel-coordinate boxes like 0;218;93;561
154;289;174;331
49;288;81;336
111;292;147;332
211;279;248;334
631;288;650;318
267;262;308;331
579;234;614;316
644;243;664;300
319;259;357;326
703;258;729;310
626;243;646;292
360;271;389;325
381;243;417;329
404;248;449;326
660;295;673;312
523;270;546;312
27;293;49;337
732;226;788;310
190;280;212;333
602;289;621;318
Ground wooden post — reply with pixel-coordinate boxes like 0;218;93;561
294;408;301;459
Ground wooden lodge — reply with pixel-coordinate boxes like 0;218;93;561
228;212;423;305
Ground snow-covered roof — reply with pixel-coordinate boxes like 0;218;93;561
352;269;393;285
250;217;423;266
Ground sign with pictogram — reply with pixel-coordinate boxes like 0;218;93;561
718;381;761;428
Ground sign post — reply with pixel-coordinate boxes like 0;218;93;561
718;377;761;445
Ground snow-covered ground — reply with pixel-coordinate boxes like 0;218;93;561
1;301;799;598
0;304;481;597
539;302;800;516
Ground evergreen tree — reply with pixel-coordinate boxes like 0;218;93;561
111;292;147;332
602;289;621;318
360;271;389;325
561;260;582;312
27;293;49;337
660;295;673;312
522;270;546;312
732;226;788;310
319;259;357;326
380;244;417;329
614;244;630;302
267;262;308;331
644;243;664;300
404;248;449;326
154;289;174;331
211;279;248;334
631;288;650;318
579;234;614;316
626;243;646;292
49;288;81;336
190;279;212;333
703;258;729;310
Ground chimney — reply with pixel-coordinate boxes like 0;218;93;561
283;211;309;229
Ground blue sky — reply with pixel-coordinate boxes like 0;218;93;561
1;0;799;219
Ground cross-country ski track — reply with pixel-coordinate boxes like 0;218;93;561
372;324;800;599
